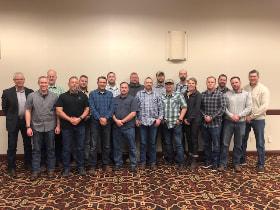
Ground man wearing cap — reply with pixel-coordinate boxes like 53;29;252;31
162;79;187;168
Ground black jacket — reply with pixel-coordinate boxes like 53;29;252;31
184;90;202;123
1;86;33;131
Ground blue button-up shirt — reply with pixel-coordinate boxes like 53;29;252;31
89;89;114;120
136;89;163;126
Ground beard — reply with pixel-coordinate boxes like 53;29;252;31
180;77;186;82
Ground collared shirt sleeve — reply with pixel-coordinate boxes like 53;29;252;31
25;93;34;110
179;94;187;109
157;95;164;120
211;93;226;119
135;92;141;119
131;97;138;113
251;87;270;119
239;92;252;117
55;94;64;108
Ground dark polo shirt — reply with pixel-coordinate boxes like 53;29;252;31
113;94;138;129
56;91;89;129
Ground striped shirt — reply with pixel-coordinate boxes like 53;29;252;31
136;89;163;126
225;90;252;121
201;89;227;127
162;92;187;129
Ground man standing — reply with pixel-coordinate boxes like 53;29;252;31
47;69;65;167
112;82;138;172
106;72;120;97
88;76;114;172
128;72;144;97
56;76;89;176
201;76;227;171
154;71;166;96
25;76;60;180
136;77;163;169
78;75;90;166
162;79;187;168
218;77;252;173
242;70;270;173
1;72;33;177
175;69;188;94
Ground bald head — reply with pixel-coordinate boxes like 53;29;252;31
179;69;188;82
47;69;57;86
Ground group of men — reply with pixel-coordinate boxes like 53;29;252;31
1;68;269;180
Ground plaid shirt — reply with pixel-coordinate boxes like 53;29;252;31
175;82;188;94
201;89;227;127
106;84;120;97
153;82;166;96
162;92;187;129
48;85;65;96
89;89;114;120
136;89;163;126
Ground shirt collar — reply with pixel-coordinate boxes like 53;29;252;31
16;87;25;93
155;82;165;88
106;84;118;90
98;89;107;94
49;84;57;89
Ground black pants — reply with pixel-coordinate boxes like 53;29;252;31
7;118;32;170
184;121;200;156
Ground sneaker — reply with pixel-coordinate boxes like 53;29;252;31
202;163;212;169
257;166;265;174
30;172;40;181
62;169;70;177
78;168;86;176
234;165;242;173
217;165;225;172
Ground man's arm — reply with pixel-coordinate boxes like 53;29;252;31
1;90;8;115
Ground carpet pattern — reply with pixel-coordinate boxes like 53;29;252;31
0;154;279;210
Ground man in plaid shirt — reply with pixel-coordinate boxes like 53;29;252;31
201;76;227;171
162;79;187;168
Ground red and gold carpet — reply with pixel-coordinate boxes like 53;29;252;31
0;154;279;209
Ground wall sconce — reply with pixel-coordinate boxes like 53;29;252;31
167;30;186;61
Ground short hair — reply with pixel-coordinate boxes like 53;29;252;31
188;77;197;85
230;76;241;81
47;69;57;75
69;76;78;82
130;72;138;77
145;77;153;81
120;81;129;87
13;72;25;80
206;76;216;82
97;76;107;82
218;74;227;80
38;76;48;83
249;69;259;76
107;72;116;77
80;75;88;79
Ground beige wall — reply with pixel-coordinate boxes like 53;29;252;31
0;0;280;154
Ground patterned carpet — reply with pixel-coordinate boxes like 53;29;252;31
0;154;279;210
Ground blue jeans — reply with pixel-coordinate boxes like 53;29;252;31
139;125;158;165
113;127;137;167
32;130;55;172
163;124;184;164
241;119;265;166
201;125;221;167
89;119;111;167
84;119;91;164
62;125;85;170
220;120;245;167
7;118;32;170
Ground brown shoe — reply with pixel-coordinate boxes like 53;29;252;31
234;165;242;173
103;165;111;172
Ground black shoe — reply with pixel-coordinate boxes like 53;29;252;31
78;168;86;176
30;172;40;181
177;164;184;170
48;170;55;178
8;169;17;178
129;166;137;173
62;169;70;177
190;159;198;169
257;166;265;174
113;165;122;171
234;165;242;173
217;165;225;172
103;165;111;172
150;164;157;170
24;164;32;171
88;167;96;175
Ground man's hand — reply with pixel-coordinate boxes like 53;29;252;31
154;119;161;127
27;128;33;137
71;117;81;126
99;117;108;126
184;119;190;125
231;114;240;122
204;115;212;123
246;116;252;123
115;119;124;127
55;126;61;134
136;120;141;127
